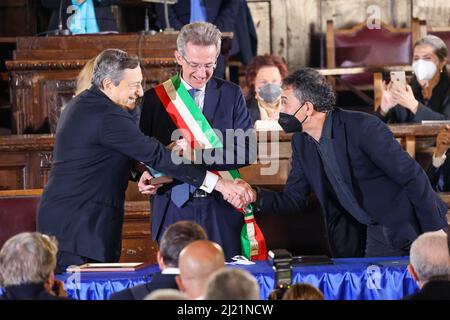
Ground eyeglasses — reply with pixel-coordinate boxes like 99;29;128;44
182;55;217;70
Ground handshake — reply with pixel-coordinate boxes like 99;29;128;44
138;171;257;209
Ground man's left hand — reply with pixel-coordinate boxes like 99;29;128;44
138;171;162;195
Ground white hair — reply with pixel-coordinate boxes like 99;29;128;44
204;268;260;300
0;232;58;287
409;231;450;283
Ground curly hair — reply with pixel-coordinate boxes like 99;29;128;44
245;54;289;100
282;68;336;112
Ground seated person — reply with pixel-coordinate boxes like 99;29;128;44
427;125;450;191
110;221;207;300
41;0;120;34
204;268;260;300
0;232;71;300
244;54;288;126
75;57;96;96
405;231;450;300
176;240;225;300
378;35;449;122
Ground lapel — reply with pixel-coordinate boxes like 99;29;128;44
331;110;355;191
203;77;220;123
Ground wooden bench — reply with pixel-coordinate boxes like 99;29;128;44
0;189;157;263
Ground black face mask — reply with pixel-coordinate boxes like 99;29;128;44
278;104;308;133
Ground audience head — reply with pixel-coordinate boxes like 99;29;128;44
176;240;225;299
408;230;450;288
412;35;448;82
75;57;96;96
144;289;188;300
278;68;335;133
245;54;289;102
158;221;208;269
282;283;324;300
175;22;221;89
92;48;143;110
0;232;58;289
204;268;260;300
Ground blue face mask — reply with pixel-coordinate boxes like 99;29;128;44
258;83;281;103
278;103;308;133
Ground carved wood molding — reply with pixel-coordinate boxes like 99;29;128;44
6;58;177;71
0;135;54;151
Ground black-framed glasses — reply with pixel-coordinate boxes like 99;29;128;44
182;55;217;70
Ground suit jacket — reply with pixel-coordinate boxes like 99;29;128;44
406;280;450;300
154;0;257;63
37;86;207;262
140;76;253;253
41;0;120;32
257;109;448;257
109;272;178;300
0;283;72;300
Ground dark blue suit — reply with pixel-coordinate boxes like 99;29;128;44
109;272;178;300
257;109;448;258
38;86;208;263
140;77;253;260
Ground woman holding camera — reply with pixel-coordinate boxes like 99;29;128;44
378;35;450;123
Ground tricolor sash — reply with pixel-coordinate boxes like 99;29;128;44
154;75;267;261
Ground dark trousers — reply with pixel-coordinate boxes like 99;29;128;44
56;251;99;273
365;225;410;257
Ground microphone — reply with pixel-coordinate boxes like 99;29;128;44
55;0;71;35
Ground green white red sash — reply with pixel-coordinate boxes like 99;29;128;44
154;74;267;261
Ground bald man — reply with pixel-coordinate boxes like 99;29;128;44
176;240;225;299
406;230;450;300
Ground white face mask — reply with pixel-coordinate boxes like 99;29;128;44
412;59;437;81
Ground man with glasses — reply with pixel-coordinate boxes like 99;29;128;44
139;22;254;260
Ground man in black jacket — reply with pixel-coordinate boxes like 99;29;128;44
37;49;253;271
406;230;450;300
41;0;120;33
0;232;71;300
110;221;207;300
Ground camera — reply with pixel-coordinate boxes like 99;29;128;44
268;249;293;300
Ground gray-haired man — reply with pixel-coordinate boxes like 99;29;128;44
406;230;450;300
0;232;70;300
37;49;252;271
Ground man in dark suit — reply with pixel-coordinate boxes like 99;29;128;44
155;0;257;78
140;22;254;260
37;49;252;271
41;0;120;33
110;221;207;300
232;68;448;258
405;231;450;300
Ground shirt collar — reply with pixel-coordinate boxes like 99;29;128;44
161;267;180;275
180;74;206;92
320;111;333;141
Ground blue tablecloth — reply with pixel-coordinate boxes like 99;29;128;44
53;256;418;300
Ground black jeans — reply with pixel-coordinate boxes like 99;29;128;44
365;225;410;257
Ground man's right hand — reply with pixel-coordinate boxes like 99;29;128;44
435;126;450;158
138;171;163;195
